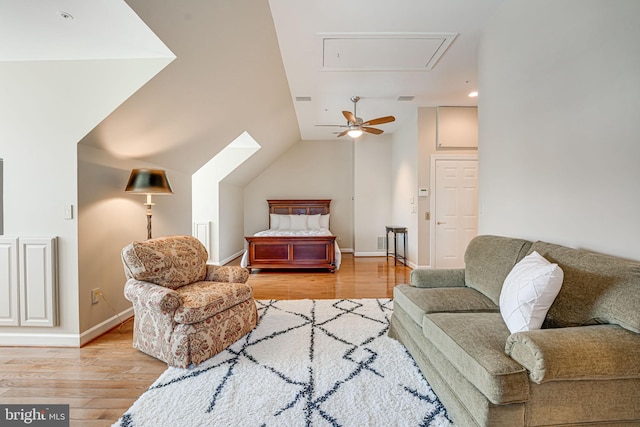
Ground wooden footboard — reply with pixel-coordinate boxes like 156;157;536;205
245;235;336;272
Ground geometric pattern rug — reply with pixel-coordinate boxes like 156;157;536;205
113;299;456;426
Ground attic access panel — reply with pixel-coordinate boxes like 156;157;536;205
320;33;457;71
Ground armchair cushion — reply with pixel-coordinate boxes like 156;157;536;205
206;264;250;283
122;235;208;289
175;281;254;324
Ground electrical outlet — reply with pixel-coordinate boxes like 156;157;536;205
91;288;101;304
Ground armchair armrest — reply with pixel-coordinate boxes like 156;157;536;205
124;279;181;314
506;324;640;384
410;268;466;288
206;264;250;283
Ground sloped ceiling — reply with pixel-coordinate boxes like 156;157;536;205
77;0;506;183
79;0;300;183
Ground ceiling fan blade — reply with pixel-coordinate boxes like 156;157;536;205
342;111;357;123
336;129;350;137
363;115;395;126
362;126;384;135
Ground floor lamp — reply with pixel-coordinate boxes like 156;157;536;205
125;168;173;239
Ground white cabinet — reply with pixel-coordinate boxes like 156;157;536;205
0;237;58;327
436;106;478;148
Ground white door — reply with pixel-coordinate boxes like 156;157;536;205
431;156;478;268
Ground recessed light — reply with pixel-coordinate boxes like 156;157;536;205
468;91;478;98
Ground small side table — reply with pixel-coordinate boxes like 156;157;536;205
385;226;407;266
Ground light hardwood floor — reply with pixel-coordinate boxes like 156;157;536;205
0;254;410;426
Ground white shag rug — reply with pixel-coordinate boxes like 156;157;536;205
114;299;455;427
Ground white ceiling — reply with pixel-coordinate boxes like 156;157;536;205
268;0;506;139
4;0;506;179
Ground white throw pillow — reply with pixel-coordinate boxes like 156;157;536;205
278;214;291;230
319;214;330;229
307;214;321;229
269;214;281;229
290;214;308;230
499;251;564;334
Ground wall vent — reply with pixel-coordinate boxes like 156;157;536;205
397;96;415;101
295;96;312;102
377;236;387;250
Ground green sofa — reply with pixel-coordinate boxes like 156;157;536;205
389;235;640;426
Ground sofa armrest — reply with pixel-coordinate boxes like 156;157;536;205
206;265;250;283
124;279;181;314
505;324;640;384
410;268;465;288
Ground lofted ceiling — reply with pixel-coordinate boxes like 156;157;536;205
5;0;506;180
269;0;506;140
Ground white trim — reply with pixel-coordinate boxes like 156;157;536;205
79;307;134;346
218;250;245;266
353;251;385;257
429;154;478;268
0;306;133;347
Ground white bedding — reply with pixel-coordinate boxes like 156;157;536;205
240;228;341;270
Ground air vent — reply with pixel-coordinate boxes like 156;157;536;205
377;236;387;250
296;96;312;102
397;96;415;101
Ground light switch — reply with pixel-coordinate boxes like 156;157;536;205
64;204;73;220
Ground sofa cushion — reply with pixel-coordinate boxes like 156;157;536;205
530;241;640;333
121;235;208;289
174;281;254;324
394;284;498;326
423;312;530;404
499;251;564;333
506;324;640;384
464;235;533;305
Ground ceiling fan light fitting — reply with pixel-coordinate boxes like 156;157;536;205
347;129;363;138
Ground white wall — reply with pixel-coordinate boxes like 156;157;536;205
391;114;419;264
0;57;170;345
478;0;640;260
244;139;354;250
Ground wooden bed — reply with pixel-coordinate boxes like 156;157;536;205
244;199;337;272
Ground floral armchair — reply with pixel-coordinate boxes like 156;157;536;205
121;235;257;368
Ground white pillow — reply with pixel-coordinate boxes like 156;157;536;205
269;213;281;229
499;251;564;334
290;214;308;230
319;214;330;229
307;214;321;229
277;214;291;230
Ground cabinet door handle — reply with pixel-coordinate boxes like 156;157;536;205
437;221;446;225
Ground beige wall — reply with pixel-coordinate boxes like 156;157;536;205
478;0;640;260
353;135;392;255
77;144;192;339
244;139;355;250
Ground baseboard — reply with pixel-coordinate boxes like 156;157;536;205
0;307;134;347
79;306;134;346
353;251;386;257
0;331;82;347
215;250;245;266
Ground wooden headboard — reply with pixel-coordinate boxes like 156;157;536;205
267;199;331;215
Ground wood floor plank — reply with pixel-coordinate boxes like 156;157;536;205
0;254;410;425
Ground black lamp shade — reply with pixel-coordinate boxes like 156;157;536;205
125;169;173;194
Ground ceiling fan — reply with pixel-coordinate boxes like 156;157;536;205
317;96;395;138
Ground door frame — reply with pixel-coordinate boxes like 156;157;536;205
429;154;478;268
